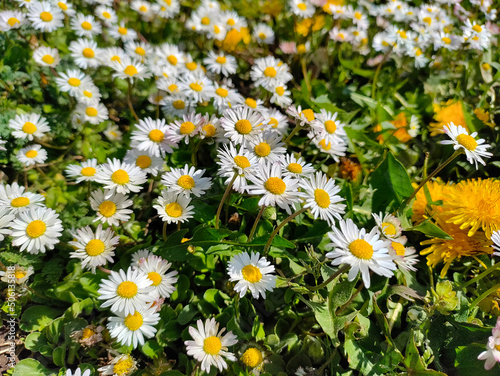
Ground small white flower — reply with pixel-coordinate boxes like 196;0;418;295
388;237;419;272
203;51;237;77
107;305;160;348
130;117;176;157
111;57;152;82
17;144;48;166
55;69;93;96
94;158;148;197
478;317;500;370
0;206;15;241
69;38;102;69
216;143;257;194
124;149;164;176
76;101;109;125
28;1;64;32
32;46;60;67
372;212;403;239
166;112;205;145
70;13;102;38
161;164;212;198
98;354;137;376
228;252;276;299
153;190;195;224
65;159;100;184
0;182;45;213
9;113;50;141
220;106;267;146
138;255;178;298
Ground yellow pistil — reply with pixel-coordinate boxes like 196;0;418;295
177;175;195;190
241;347;263;367
190;83;203;92
165;202;183;217
82;48;95;58
113;356;134;376
203;336;222;355
264;177;286;195
173;100;185;109
81;21;92;30
85;239;106;256
111;169;130;185
14;271;26;279
287;163;302;174
116;281;138;298
42;55;54;65
26;220;46;238
275;86;285;96
349;239;374;260
81;167;96;176
235;119;252;134
81;328;95;340
25;150;38;158
40;12;53;22
216;56;226;64
148;129;164;142
263;67;277;77
201;16;210;25
180;121;195;135
301;109;315;122
124;65;138;77
324;120;337;134
99;201;117;217
391;242;406;256
124;311;143;331
203;124;216;137
314;188;330;208
216;87;228;97
245;98;257;108
68;77;80;87
86;107;98;117
136;155;152;169
22;122;37;134
381;222;397;236
242;264;262;283
456;134;477;151
11;197;30;207
147;272;162;286
254;142;271;157
167;55;178;65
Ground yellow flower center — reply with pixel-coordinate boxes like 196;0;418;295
26;220;46;238
135;47;145;56
263;67;277;77
349;239;374;260
472;24;482;33
442;37;451;44
168;84;178;92
245;98;257;108
242;264;262;283
216;56;226;64
111;169;130;185
14;271;26;279
167;55;178;65
391;241;405;256
241;347;263;367
42;55;55;64
234;155;250;169
8;17;20;26
173;100;185;109
147;271;162;286
287;163;302;174
301;109;315;122
116;281;138;298
136;155;152;168
85;239;106;256
297;2;307;10
177;175;195;190
258;32;267;40
190;83;203;92
216;87;228;97
148;129;164;142
81;328;95;340
11;197;30;207
25;150;38;158
40;12;53;22
264;177;286;195
86;107;98;117
113;357;134;376
201;16;210;25
185;62;197;71
81;21;92;30
82;48;95;58
118;27;128;35
180;121;195;135
456;134;478;151
203;124;216;137
268;117;278;128
482;63;491;71
227;18;235;26
324;120;337;134
397;30;407;39
124;65;138;76
319;139;331;151
423;17;432;25
314;188;330;208
354;12;362;19
235;119;252;134
297;44;306;54
81;166;96;176
381;222;397;236
102;11;111;18
22;122;37;134
99;201;117;217
165;202;183;217
124;311;143;331
83;90;93;98
203;336;222;355
139;5;147;12
275;86;285;96
68;77;81;87
254;142;271;157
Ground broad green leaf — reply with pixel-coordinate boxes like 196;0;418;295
20;306;63;332
12;359;53;376
411;220;453;240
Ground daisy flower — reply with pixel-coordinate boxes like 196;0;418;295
98;267;155;315
11;207;63;254
250;56;292;91
253;23;275;44
185;318;238;373
199;114;224;142
166;112;205;145
74;82;102;104
156;77;180;95
111;57;151;83
270;85;293;108
248;130;287;165
280;154;315;179
212;82;244;112
108;22;138;42
313;135;347;162
70;13;102;38
228;252;276;299
300;172;346;226
156;0;181;19
69;224;119;273
216;143;258;193
493;230;500;257
98;354;137;376
95;5;117;24
242;97;265;112
9;113;50;141
124;41;152;61
69;38;102;69
76;101;109;125
32;46;60;67
17;144;48;166
94;158;148;197
65;158;99;184
155;43;183;70
263;108;289;135
64;369;91;376
290;0;315;18
388;237;419;272
0;265;34;285
107;305;160;348
372;212;403;239
440;122;492;168
138;255;178;298
0;206;15;241
0;11;26;31
287;105;316;126
55;69;92;96
220;106;266;146
90;189;133;227
247;162;302;214
310;109;347;145
161;164;212;198
178;72;215;103
153;190;195;224
203;51;237;77
100;47;127;67
241;347;264;370
131;0;155;20
130;117;176;157
326;219;397;288
103;124;123;141
53;0;75;17
161;95;195;118
131;249;154;269
28;2;64;32
0;182;45;213
124;149;164;176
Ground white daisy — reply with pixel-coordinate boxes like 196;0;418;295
161;164;212;198
103;124;123;141
216;143;257;194
53;0;75;16
155;43;183;70
95;5;117;24
70;13;102;38
313;135;347;162
131;249;153;268
69;38;102;69
28;1;64;32
270;84;293;108
280;154;315;179
227;252;276;299
11;207;63;254
138;255;178;298
32;46;60;67
372;212;403;239
69;224;119;273
250;56;292;91
178;72;215;103
98;354;137;376
166;112;205;145
300;172;346;226
185;318;238;373
161;95;195;118
0;182;45;213
286;105;316;126
108;22;138;42
248;130;287;165
9;113;50;141
326;219;397;288
212;81;244;112
65;158;99;184
477;318;500;370
493;230;500;257
17;144;48;166
0;10;26;31
242;97;265;112
153;190;195;224
263;108;290;135
55;69;92;95
124;41;152;61
440;122;492;168
98;267;155;315
76;101;109;125
131;0;155;20
130;117;176;157
74;82;102;104
111;57;151;83
90;189;133;227
388;237;419;272
124;149;164;176
203;51;237;77
310;109;347;145
290;0;315;18
253;23;275;44
94;158;148;197
0;265;34;285
156;0;181;19
107;305;160;348
0;206;15;241
220;106;266;146
99;47;127;67
65;368;91;376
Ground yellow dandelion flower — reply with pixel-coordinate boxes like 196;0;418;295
474;108;494;128
429;100;468;136
411;179;450;224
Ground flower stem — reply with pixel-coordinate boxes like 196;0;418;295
306;264;349;291
470;282;500;310
463;261;500;288
127;79;139;122
336;281;364;315
284;122;303;145
97;265;112;274
301;57;311;94
264;207;307;252
248;205;265;242
215;173;237;229
162;221;168;242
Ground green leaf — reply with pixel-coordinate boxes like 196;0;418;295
141;340;164;360
177;304;198;326
20;306;63;332
24;332;50;352
11;359;52;376
52;346;66;367
411;220;453;240
404;333;447;375
455;345;490;376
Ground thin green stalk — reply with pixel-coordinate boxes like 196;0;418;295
264;207;307;252
306;264;349;291
301;57;311;94
248;206;265;242
215;173;237;229
284;122;303;145
463;261;500;287
470;283;500;310
162;221;168;242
